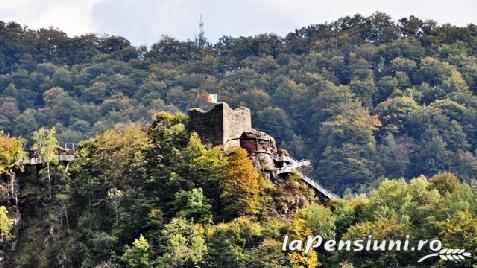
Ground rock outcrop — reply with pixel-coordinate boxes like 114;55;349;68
187;103;338;202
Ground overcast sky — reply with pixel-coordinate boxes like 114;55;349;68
1;0;476;46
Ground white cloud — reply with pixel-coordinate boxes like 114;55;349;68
268;0;476;26
0;0;105;36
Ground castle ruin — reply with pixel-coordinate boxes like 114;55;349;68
187;102;337;202
187;102;252;148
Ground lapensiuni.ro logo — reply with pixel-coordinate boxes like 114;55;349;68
282;235;472;263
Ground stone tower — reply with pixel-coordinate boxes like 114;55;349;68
187;102;252;148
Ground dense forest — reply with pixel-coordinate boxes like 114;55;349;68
2;12;477;192
1;12;477;267
2;116;477;267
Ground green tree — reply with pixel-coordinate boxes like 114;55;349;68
318;143;375;192
377;134;413;178
121;235;152;268
415;126;450;176
156;218;207;267
0;97;20;132
173;188;212;224
68;123;151;265
32;127;59;197
246;239;289;268
375;96;418;136
206;217;263;268
341;218;410;267
293;204;336;239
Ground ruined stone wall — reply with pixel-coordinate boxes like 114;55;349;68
223;104;252;147
187;102;252;148
187;105;224;146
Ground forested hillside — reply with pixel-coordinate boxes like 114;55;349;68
1;13;477;192
1;116;477;267
1;13;477;266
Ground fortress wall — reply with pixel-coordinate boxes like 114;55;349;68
187;105;224;146
223;104;252;148
187;103;252;148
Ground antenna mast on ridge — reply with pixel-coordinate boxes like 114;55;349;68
197;14;206;47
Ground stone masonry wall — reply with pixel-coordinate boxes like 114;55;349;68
187;103;252;148
223;103;252;147
187;104;224;146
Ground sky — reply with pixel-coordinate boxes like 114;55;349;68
0;0;476;46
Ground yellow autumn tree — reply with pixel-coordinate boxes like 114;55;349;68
428;171;460;195
438;210;477;264
287;218;320;268
0;206;10;242
285;204;336;268
0;132;25;173
221;147;264;219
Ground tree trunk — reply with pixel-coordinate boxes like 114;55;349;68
115;202;119;226
47;161;51;198
64;205;70;234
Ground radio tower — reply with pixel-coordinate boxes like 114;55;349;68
197;14;206;47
